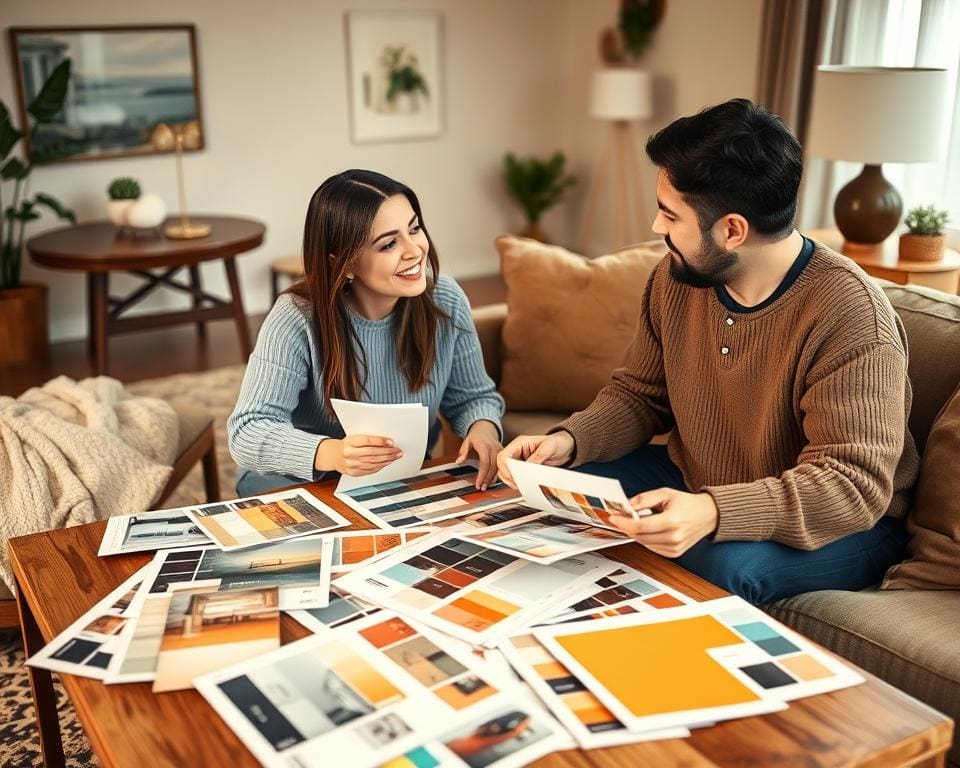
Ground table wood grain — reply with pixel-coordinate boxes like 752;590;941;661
9;477;954;768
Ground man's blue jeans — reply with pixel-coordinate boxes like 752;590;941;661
577;444;908;604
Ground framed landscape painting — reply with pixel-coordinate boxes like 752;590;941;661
344;11;444;144
8;25;204;164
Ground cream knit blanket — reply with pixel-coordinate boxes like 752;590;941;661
0;376;179;592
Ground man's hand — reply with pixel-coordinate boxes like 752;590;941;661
456;420;503;490
315;435;401;476
496;431;575;488
609;488;719;558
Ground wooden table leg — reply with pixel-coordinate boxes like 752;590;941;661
15;582;66;768
189;264;207;342
89;272;109;375
223;256;252;359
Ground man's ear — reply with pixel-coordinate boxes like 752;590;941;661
717;214;749;250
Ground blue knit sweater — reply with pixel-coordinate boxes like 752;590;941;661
228;275;504;480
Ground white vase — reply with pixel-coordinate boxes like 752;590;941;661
107;199;135;227
126;194;167;229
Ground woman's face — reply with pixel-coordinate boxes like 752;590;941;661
346;194;429;318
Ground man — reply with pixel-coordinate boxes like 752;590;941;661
496;98;919;604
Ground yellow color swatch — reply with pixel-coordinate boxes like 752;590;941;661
318;640;403;707
554;615;761;717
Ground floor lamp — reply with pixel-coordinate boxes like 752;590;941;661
579;69;653;254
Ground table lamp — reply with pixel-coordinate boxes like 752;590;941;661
805;66;948;252
579;68;653;253
150;120;210;240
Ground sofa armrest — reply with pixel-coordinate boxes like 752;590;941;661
472;302;506;387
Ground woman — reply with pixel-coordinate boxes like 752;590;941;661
228;169;504;496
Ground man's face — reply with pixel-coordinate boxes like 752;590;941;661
651;171;738;289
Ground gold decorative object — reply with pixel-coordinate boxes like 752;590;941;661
150;120;210;239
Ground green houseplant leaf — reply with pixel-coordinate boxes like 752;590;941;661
34;193;77;225
503;151;577;225
27;59;72;123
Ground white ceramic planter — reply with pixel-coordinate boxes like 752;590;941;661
107;199;135;227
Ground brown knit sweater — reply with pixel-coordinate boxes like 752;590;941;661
559;241;921;550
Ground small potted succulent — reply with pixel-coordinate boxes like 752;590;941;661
503;151;577;243
900;205;950;262
107;176;141;227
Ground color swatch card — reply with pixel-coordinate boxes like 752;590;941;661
333;532;618;647
184;488;349;551
132;537;334;612
27;568;146;680
152;584;281;693
98;509;210;556
289;584;382;634
330;529;434;573
536;566;691;625
534;601;798;732
496;632;690;749
675;596;865;703
336;461;521;530
195;610;519;768
332;399;429;493
382;688;573;768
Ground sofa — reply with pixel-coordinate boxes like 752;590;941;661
473;236;960;765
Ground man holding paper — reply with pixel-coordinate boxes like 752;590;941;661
497;99;919;603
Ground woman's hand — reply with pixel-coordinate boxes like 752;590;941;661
456;420;502;490
315;435;402;476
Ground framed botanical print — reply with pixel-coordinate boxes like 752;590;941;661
344;11;444;144
8;25;204;164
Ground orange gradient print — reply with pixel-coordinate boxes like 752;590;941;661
554;615;762;716
316;638;403;707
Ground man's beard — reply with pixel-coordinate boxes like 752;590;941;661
665;233;738;289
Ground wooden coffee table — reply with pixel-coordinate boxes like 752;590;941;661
26;216;265;375
9;477;954;768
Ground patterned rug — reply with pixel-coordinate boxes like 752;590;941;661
0;364;246;767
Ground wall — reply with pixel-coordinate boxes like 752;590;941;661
0;0;764;342
0;0;567;341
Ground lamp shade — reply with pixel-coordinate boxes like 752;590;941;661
806;66;949;164
589;69;653;121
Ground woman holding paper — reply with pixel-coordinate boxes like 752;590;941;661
228;170;504;495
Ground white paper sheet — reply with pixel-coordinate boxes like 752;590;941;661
98;509;211;556
332;399;429;493
333;532;619;647
184;488;350;551
26;568;147;680
328;528;435;573
195;610;523;768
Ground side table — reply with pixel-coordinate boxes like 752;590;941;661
26;215;265;374
809;228;960;294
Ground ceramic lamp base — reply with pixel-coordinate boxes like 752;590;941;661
834;164;902;246
164;221;211;239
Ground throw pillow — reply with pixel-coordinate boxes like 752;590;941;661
496;235;666;412
883;383;960;590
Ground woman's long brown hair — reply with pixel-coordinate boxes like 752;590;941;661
288;169;447;412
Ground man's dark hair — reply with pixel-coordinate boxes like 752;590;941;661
646;98;802;237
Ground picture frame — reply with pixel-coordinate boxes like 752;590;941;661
8;24;204;164
344;11;444;144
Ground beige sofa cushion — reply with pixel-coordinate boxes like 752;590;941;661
496;235;666;412
767;589;960;767
883;384;960;590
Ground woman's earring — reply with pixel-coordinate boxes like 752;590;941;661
344;274;354;290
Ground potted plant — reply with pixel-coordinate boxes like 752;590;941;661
899;205;950;262
600;0;667;64
107;176;141;227
503;151;577;243
1;59;77;367
379;46;429;114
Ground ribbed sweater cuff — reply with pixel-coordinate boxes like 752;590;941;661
704;482;777;542
451;405;503;442
556;412;603;467
265;430;328;481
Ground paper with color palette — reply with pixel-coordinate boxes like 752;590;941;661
336;460;522;530
333;532;618;647
332;399;429;493
195;610;520;768
329;528;435;573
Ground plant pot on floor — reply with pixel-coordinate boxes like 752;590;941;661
0;282;49;366
899;233;945;262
